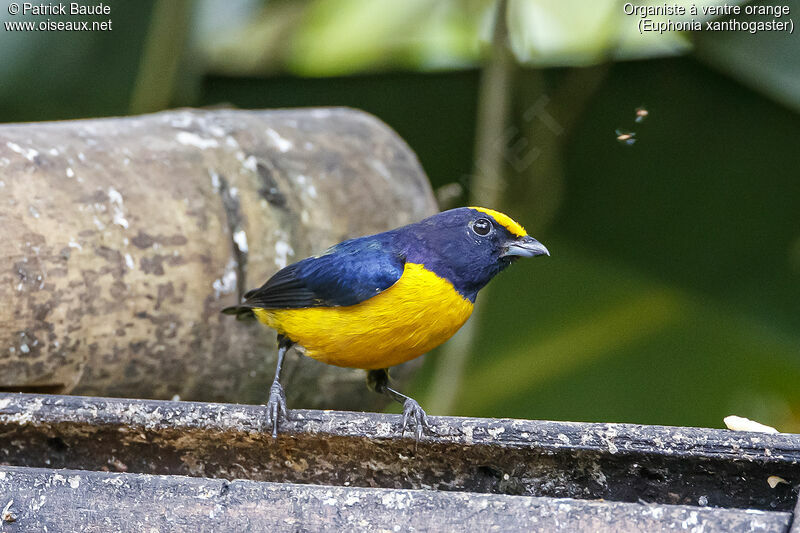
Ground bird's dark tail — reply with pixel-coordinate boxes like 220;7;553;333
221;305;257;321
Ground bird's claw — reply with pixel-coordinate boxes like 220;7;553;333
401;398;434;440
265;381;288;438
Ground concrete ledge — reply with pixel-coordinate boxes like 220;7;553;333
0;466;792;533
1;392;799;514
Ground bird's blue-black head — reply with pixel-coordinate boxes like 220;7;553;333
396;207;549;302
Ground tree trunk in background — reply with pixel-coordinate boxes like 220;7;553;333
0;108;436;409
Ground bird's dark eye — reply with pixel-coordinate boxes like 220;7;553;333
472;218;492;236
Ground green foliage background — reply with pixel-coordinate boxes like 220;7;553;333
2;0;798;431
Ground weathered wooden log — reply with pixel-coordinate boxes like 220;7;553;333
0;466;791;533
0;108;436;407
1;393;798;513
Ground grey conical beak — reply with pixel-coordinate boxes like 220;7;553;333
502;235;550;258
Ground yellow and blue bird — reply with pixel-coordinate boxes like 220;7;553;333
223;206;549;437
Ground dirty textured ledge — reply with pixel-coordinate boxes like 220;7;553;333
0;466;792;533
1;392;799;514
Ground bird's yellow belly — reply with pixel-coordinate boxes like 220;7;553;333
254;263;474;369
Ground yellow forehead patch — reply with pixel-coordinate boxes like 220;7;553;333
469;207;527;237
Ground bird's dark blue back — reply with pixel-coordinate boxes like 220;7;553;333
237;207;521;311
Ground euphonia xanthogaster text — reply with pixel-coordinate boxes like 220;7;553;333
222;207;549;438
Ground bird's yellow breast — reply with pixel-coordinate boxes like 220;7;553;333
254;263;474;369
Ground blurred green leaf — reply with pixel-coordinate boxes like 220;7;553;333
288;0;494;75
506;0;682;66
200;0;768;75
693;0;800;112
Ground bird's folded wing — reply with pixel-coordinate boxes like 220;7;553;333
237;240;406;309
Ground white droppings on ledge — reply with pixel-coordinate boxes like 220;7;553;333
343;494;361;506
176;131;219;150
681;510;699;529
265;128;293;153
461;424;474;444
375;422;392;437
6;141;38;162
196;485;217;500
380;492;409;510
233;230;249;253
66;167;75;178
487;427;505;438
124;253;135;270
602;427;620;454
68;239;82;250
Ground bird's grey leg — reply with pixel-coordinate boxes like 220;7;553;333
266;335;294;438
367;368;434;440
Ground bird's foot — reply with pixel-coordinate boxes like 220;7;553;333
401;398;434;440
265;381;288;438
